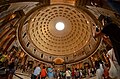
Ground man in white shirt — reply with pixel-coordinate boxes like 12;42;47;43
66;68;71;79
31;64;41;79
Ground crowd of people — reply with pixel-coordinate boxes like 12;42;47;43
0;51;18;79
31;64;92;79
0;50;119;79
30;57;119;79
30;60;111;79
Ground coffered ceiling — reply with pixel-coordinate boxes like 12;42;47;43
1;0;118;64
18;3;101;63
29;4;91;55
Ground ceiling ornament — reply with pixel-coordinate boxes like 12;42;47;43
53;57;64;64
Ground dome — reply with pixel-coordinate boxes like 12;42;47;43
18;4;100;63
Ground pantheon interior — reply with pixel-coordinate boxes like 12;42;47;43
0;0;120;79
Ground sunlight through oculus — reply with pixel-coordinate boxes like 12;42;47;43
55;22;65;31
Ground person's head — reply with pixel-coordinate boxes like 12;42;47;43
67;68;70;70
95;61;100;69
11;57;15;62
105;63;109;67
104;16;112;24
43;66;45;69
38;64;40;67
98;59;103;64
48;65;51;68
0;47;3;51
75;68;77;70
50;65;53;68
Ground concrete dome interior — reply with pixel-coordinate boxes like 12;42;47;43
18;4;101;64
0;0;120;65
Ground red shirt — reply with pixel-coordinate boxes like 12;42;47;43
41;69;47;77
